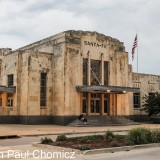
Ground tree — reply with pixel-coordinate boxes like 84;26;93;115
142;92;160;116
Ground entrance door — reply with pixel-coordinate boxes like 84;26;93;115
90;93;101;115
104;94;109;114
82;93;87;114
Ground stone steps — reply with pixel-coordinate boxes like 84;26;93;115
68;116;140;127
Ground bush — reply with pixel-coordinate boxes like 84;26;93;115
105;130;115;139
151;129;160;143
127;127;152;145
56;134;68;141
41;137;53;144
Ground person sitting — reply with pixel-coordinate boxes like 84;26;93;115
78;114;88;124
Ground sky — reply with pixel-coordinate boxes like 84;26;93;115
0;0;160;75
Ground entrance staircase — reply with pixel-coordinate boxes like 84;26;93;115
68;116;140;127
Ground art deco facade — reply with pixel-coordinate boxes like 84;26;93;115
0;30;159;124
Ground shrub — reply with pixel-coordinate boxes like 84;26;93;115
127;127;152;145
56;134;67;142
105;130;115;139
41;137;53;144
151;129;160;143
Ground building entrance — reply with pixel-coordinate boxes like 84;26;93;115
90;93;101;115
104;94;109;114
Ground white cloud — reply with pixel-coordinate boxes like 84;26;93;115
0;0;160;74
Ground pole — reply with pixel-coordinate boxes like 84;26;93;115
137;30;138;73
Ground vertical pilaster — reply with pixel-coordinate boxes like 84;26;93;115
110;94;117;116
101;54;104;85
87;93;91;115
101;94;104;115
87;52;90;85
2;93;7;107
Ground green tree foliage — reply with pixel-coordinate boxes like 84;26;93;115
142;92;160;116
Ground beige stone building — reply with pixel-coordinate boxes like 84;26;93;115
0;30;159;124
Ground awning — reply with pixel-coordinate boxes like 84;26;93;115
0;85;16;93
76;85;140;94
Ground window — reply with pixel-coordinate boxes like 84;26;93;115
0;98;2;106
83;59;88;85
7;93;13;107
104;94;109;113
8;74;14;86
40;73;47;107
91;60;101;85
133;93;140;108
82;93;87;113
104;62;109;85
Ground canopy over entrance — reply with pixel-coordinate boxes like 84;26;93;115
76;85;140;94
0;85;16;93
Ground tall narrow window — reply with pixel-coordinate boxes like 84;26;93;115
90;60;101;85
8;74;14;86
104;62;109;85
0;94;2;106
104;94;109;113
83;59;88;85
133;93;140;108
40;73;47;107
82;93;87;113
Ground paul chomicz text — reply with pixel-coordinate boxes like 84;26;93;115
0;150;76;159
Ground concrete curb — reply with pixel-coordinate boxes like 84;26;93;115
22;130;129;137
32;143;160;155
22;127;159;137
83;143;160;155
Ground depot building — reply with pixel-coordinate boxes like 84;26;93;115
0;30;159;125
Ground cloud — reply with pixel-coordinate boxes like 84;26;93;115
0;0;160;74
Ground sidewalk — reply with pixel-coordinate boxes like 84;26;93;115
0;123;160;137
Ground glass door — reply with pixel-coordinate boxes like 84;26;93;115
90;93;101;115
104;94;109;114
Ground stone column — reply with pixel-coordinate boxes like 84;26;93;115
87;93;91;115
101;53;104;85
87;51;90;85
101;94;104;115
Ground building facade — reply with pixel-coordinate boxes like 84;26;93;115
0;30;159;124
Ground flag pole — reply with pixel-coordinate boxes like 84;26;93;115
137;29;138;73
